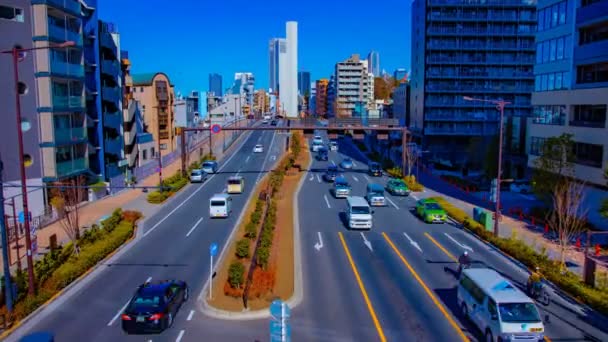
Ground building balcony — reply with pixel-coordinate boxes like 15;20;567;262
103;111;122;129
425;112;498;121
424;126;486;135
427;42;535;51
426;56;535;65
425;98;531;107
425;84;534;93
576;0;608;27
32;0;81;16
101;60;119;77
100;33;117;53
47;23;83;46
52;94;85;110
426;71;534;79
428;0;537;7
104;137;123;155
427;27;535;36
102;86;120;104
574;40;608;65
123;100;137;123
569;120;606;129
47;59;84;78
137;133;154;144
56;157;87;178
54;127;86;144
123;121;137;146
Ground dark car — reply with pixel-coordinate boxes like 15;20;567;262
19;332;54;342
121;280;189;334
368;162;382;177
323;165;339;182
201;160;218;174
270;119;278;126
317;147;328;161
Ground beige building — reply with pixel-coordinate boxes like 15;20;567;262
131;73;176;155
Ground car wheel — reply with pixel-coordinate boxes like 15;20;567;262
485;329;494;342
460;303;468;320
167;312;174;328
184;287;190;301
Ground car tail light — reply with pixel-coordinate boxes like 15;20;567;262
148;313;164;321
121;314;132;321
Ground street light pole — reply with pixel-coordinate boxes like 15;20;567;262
463;96;511;237
0;157;15;312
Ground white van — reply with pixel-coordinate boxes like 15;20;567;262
346;196;372;230
457;268;545;342
209;194;232;218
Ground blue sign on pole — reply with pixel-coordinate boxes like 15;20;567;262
18;211;31;224
269;300;291;342
211;124;221;134
269;321;291;341
209;243;218;257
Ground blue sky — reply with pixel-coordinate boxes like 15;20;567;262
99;0;411;95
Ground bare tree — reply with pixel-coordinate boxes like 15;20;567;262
50;176;85;254
403;134;417;176
547;180;588;271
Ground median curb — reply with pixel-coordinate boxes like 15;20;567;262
199;132;309;320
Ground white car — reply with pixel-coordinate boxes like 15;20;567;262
313;136;323;145
253;144;264;153
510;181;532;194
329;141;338;151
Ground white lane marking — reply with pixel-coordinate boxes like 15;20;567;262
236;169;241;177
143;131;252;238
324;195;331;208
245;156;250;163
187;310;195;321
316;174;321;183
363;175;370;181
176;329;185;342
386;196;399;209
330;159;335;165
352;161;357;167
352;175;359;182
403;233;423;253
444;233;474;252
185;217;204;237
314;232;324;251
270;155;276;161
108;276;152;326
255;131;277;184
360;232;373;252
309;173;314;181
411;194;419;201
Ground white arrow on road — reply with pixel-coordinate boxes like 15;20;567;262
314;232;324;251
444;233;474;252
360;232;373;252
309;173;314;181
403;233;422;253
270;155;276;161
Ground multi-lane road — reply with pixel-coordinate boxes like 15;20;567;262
8;127;608;342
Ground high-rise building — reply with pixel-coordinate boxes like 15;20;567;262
326;75;336;117
367;51;380;76
298;71;311;96
392;82;411;127
32;0;91;185
186;91;200;126
315;79;329;117
277;38;288;113
393;68;408;82
527;0;608;186
410;0;536;173
334;54;374;117
1;0;46;216
285;21;298;118
269;38;282;92
233;72;255;106
208;73;222;97
132;73;176;155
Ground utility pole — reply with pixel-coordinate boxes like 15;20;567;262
156;108;164;188
0;157;15;312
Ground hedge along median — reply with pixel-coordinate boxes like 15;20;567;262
208;132;309;311
387;167;424;192
0;209;142;325
431;196;608;316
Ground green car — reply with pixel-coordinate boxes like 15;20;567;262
386;179;410;196
415;199;447;223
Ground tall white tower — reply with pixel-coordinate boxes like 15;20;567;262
286;21;298;118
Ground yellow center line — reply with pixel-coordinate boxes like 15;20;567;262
545;336;552;341
382;233;470;342
337;232;387;342
424;232;458;262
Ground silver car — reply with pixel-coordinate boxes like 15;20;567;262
190;169;207;183
340;158;353;169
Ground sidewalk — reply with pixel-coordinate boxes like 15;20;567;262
1;126;247;276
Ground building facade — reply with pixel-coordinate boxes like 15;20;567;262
367;51;380;76
120;50;141;172
132;73;176;155
208;73;222;97
410;0;536;174
315;79;329;117
393;82;411;127
527;0;608;186
394;68;408;82
1;0;46;215
186;91;200;126
268;38;281;92
297;71;311;96
326;75;336;117
285;21;298;118
335;54;374;117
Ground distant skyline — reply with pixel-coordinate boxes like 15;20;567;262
99;0;410;94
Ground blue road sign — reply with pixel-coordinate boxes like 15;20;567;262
18;211;31;224
270;300;291;320
269;320;291;342
209;243;218;257
211;124;221;134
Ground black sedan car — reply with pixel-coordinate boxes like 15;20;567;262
368;162;382;177
270;119;278;126
121;280;189;334
323;165;339;182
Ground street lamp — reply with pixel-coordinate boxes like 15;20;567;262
463;96;511;237
1;40;75;295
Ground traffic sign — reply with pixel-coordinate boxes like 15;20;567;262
269;299;291;342
209;243;218;257
211;124;221;134
18;211;31;224
269;320;291;341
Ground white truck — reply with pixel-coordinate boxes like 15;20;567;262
346;196;373;230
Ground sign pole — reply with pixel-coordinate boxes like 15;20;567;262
209;254;213;300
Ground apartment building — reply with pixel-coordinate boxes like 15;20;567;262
335;54;374;117
208;73;222;97
315;78;329;117
132;73;176;155
410;0;536;176
1;0;46;215
527;0;608;187
393;82;411;127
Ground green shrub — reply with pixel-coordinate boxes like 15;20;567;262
100;208;122;232
228;262;245;288
147;191;167;204
387;167;402;178
245;222;258;239
235;239;250;259
250;209;262;225
89;180;106;192
257;246;271;270
201;153;216;161
404;175;424;192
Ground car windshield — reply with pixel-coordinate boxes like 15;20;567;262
343;159;351;163
203;162;215;168
129;295;161;311
336;180;349;187
498;303;542;323
191;170;202;176
210;200;225;206
391;181;405;187
425;203;442;210
352;206;370;215
370;164;380;170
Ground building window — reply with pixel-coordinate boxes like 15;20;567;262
535;71;570;91
140;87;144;92
579;22;608;45
577;62;608;84
536;36;570;64
142;149;147;160
582;0;600;7
571;105;607;128
574;142;603;168
533;105;566;125
0;5;24;22
529;137;547;156
537;1;568;31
